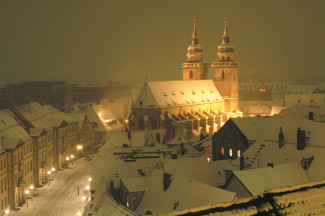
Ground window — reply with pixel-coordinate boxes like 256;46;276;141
222;70;225;80
237;150;241;157
190;71;193;79
4;178;6;190
1;180;3;193
229;149;233;157
221;148;224;156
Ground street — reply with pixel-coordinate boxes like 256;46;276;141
10;158;91;216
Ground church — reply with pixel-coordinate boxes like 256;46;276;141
129;19;241;139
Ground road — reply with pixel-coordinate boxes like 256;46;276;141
10;158;92;216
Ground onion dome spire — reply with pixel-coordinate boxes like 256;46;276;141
222;17;230;45
192;17;198;45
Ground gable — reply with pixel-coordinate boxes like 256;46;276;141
134;82;160;108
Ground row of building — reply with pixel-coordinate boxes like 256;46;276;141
0;102;98;213
0;81;131;111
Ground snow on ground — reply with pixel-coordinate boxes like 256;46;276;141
9;158;92;216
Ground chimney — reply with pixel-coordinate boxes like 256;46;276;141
278;126;284;148
297;127;306;150
309;112;314;120
113;173;120;189
163;172;172;191
240;155;244;170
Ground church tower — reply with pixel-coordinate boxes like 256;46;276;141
183;19;209;80
211;18;239;112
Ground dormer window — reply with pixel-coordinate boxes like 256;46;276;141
302;156;314;170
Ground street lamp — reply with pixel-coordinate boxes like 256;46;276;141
66;156;70;168
77;145;83;158
71;155;74;167
89;177;92;182
47;171;51;185
85;185;90;190
5;209;9;215
76;212;81;216
25;190;29;207
51;168;55;180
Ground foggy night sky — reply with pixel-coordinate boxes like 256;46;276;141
0;0;324;85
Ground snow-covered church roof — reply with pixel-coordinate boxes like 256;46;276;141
133;80;224;108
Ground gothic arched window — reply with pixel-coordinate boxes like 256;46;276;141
190;71;193;79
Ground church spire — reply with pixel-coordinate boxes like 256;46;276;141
222;17;230;45
192;17;198;45
186;17;203;63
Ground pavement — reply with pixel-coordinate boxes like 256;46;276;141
9;158;92;216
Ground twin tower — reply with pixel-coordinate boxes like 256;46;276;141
182;18;239;113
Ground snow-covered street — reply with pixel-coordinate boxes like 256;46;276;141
9;158;92;216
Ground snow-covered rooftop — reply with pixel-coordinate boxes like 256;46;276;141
133;80;224;108
158;157;231;187
135;169;236;215
229;162;309;196
86;103;123;132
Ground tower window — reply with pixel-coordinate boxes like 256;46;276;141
190;71;193;79
229;149;232;157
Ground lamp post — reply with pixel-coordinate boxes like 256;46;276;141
71;155;74;167
51;168;55;181
47;171;51;185
5;209;9;215
66;156;70;168
77;145;83;158
25;190;29;207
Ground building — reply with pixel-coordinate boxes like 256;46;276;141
129;80;228;139
85;103;125;148
161;180;325;216
212;116;278;161
183;18;239;113
285;83;325;107
67;113;95;156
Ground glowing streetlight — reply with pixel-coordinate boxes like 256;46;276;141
48;171;52;185
30;185;34;190
77;212;81;216
85;185;90;190
77;145;83;150
5;209;9;215
66;157;70;161
71;155;74;159
51;167;55;172
25;190;29;207
82;196;86;201
89;177;92;182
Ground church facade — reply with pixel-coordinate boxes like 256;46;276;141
129;19;241;140
183;18;239;113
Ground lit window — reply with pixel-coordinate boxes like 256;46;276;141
237;150;241;157
229;149;233;157
221;148;224;156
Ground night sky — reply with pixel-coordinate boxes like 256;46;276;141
0;0;324;85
